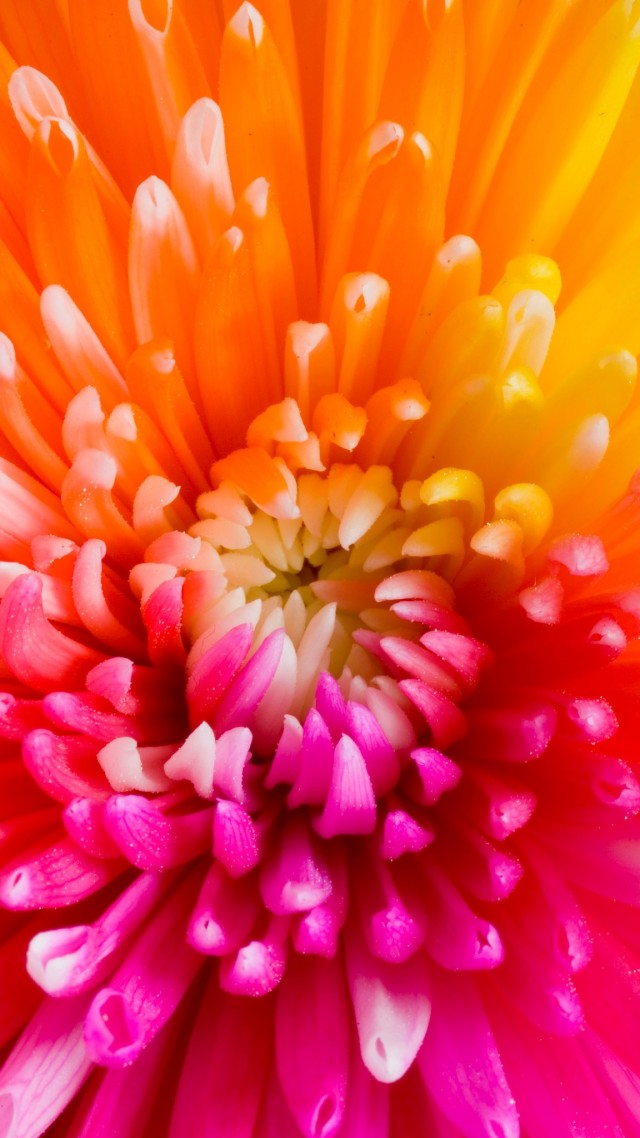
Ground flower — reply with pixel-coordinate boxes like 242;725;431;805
0;0;639;1135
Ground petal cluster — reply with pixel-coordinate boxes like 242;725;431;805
0;4;639;1138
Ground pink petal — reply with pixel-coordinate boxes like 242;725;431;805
354;856;427;964
103;795;213;870
439;818;523;903
423;865;504;971
0;839;124;910
22;729;109;804
313;735;377;839
403;747;462;806
142;576;186;667
345;700;400;795
0;573;105;692
188;862;260;955
276;955;350;1138
62;798;121;858
213;799;267;877
27;871;174;997
417;971;519;1138
547;533;608;577
287;708;334;807
186;623;253;725
399;679;467;749
291;844;348;958
163;721;217;798
219;913;289;998
456;768;537;841
260;815;333;915
266;713;302;789
419;630;493;693
169;979;273;1138
561;696;618;744
84;872;204;1067
214;628;286;732
0;994;93;1138
314;672;348;738
345;921;431;1083
379;804;435;861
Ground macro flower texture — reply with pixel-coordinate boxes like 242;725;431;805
1;0;640;1136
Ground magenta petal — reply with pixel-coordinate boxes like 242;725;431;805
0;993;93;1138
339;1045;390;1138
379;804;434;860
186;623;253;725
27;871;174;997
314;672;348;738
62;798;121;858
292;845;348;958
214;628;286;733
0;839;124;910
345;701;400;795
260;815;333;915
423;865;504;971
213;799;265;877
266;714;303;789
417;971;519;1138
169;978;273;1138
84;872;204;1067
345;920;432;1083
103;795;213;870
188;862;260;955
288;708;334;807
276;954;349;1138
0;572;105;692
404;747;462;806
22;729;109;803
399;680;467;748
68;997;188;1138
313;735;377;839
219;913;289;998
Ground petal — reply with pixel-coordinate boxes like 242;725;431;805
417;971;519;1138
276;954;349;1138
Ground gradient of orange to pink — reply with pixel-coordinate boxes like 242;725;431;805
0;3;639;1138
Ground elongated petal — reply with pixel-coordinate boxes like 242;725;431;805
276;954;350;1138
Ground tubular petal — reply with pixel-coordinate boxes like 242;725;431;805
417;971;519;1138
276;954;350;1138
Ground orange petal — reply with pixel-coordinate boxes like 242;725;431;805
219;2;316;314
26;118;134;369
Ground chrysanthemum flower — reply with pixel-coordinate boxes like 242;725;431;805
0;1;640;1135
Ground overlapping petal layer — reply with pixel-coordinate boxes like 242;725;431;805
0;3;639;1138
